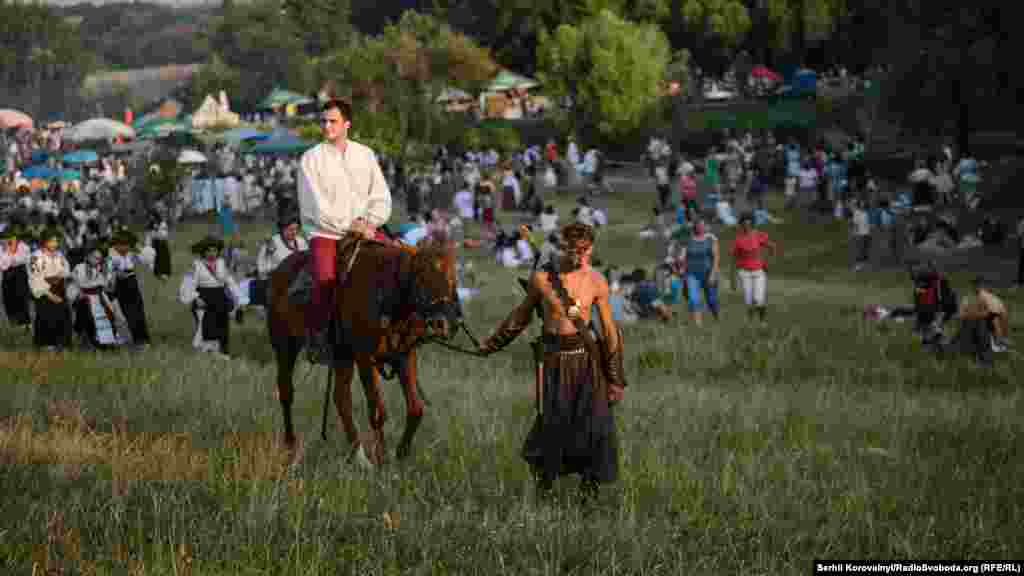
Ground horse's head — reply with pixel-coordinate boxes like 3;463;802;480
408;238;460;340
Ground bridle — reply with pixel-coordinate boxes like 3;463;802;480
375;248;487;378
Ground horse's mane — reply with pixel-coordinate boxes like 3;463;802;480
405;238;452;266
403;237;452;286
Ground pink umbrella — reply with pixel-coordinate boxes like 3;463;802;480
0;109;33;130
750;66;782;82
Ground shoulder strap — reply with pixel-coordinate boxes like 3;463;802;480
545;263;599;348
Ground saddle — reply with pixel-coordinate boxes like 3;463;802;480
286;233;366;306
285;232;409;307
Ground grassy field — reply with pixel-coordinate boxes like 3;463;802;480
2;181;1023;575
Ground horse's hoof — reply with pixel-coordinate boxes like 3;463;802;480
396;444;411;461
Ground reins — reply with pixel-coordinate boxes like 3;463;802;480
419;319;488;357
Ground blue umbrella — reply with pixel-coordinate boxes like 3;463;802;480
21;165;57;180
223;127;271;145
247;134;314;155
30;150;50;164
62;150;98;165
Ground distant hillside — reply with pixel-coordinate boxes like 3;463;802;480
55;1;213;70
82;63;201;105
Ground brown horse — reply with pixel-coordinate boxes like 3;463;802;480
268;236;460;465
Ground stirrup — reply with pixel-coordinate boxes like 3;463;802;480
306;328;332;365
288;269;313;304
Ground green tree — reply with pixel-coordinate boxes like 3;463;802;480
200;0;313;110
0;0;98;119
316;11;496;161
763;0;846;54
881;1;1015;156
665;48;692;148
537;9;671;139
281;0;353;57
188;54;243;113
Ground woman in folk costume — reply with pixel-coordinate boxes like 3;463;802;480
253;206;307;308
145;209;172;280
0;224;33;327
107;229;152;348
70;241;124;350
189;236;239;357
28;227;73;351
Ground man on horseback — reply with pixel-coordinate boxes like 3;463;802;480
298;98;392;362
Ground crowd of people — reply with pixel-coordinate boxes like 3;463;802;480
1;106;1019;367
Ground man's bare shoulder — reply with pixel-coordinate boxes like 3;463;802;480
588;269;609;291
529;269;549;290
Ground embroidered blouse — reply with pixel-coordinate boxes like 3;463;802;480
29;249;71;298
192;257;238;293
72;261;111;290
0;241;31;271
257;233;308;278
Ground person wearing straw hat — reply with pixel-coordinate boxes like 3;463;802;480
189;235;238;358
108;229;151;348
0;223;33;327
71;240;123;349
254;203;307;309
28;227;72;351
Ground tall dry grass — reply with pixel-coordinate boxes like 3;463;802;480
2;190;1022;574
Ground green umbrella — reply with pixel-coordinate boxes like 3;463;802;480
257;88;314;111
133;115;178;132
137;121;190;140
486;70;540;92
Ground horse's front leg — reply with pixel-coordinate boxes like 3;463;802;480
356;353;387;466
331;356;359;449
396;348;424;461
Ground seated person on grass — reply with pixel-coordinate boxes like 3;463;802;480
950;276;1010;359
889;261;959;346
627;268;673;322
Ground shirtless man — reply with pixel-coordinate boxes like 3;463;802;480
479;222;625;495
954;275;1010;362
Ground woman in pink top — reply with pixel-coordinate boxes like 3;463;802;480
730;213;778;322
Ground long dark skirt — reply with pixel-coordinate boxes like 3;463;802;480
2;265;32;326
33;296;72;349
196;286;230;353
153;238;172;277
66;248;85;269
522;333;619;486
115;275;150;344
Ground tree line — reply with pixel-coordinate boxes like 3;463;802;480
0;0;1017;157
